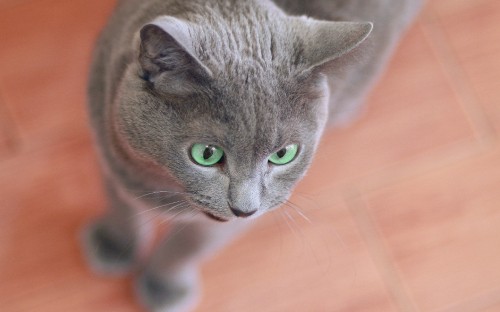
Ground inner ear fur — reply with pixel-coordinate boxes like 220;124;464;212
138;17;212;94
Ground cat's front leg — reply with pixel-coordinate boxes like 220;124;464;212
81;180;154;275
136;219;251;312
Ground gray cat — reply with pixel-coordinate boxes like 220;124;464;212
81;0;423;311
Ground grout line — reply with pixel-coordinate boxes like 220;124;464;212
419;11;498;147
344;190;419;312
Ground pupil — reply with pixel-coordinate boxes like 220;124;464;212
276;148;287;158
203;146;214;160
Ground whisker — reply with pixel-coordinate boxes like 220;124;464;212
279;209;301;241
131;199;187;219
160;208;200;240
159;203;196;226
133;190;191;201
284;199;312;224
271;210;284;251
287;197;350;263
292;192;321;210
283;208;305;241
184;210;201;221
106;201;198;264
268;210;286;271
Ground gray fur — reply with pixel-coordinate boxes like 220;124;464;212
81;0;422;311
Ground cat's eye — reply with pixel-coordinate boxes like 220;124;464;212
190;144;224;166
269;144;299;165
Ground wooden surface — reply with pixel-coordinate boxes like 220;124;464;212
1;0;500;311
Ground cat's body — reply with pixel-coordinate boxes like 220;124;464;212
83;1;423;311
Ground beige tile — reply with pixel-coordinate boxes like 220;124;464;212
300;24;475;193
432;0;500;136
199;191;397;311
0;139;127;311
0;137;9;156
0;0;26;10
0;0;116;151
481;302;500;312
441;290;500;312
0;105;15;157
364;148;500;311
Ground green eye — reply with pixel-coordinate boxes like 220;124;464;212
190;144;224;166
269;144;299;165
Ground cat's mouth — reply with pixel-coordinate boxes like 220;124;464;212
203;211;228;222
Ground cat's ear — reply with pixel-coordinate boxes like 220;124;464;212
138;17;212;93
299;19;373;72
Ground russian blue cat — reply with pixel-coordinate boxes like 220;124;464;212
82;0;423;311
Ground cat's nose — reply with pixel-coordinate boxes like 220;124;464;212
229;206;257;218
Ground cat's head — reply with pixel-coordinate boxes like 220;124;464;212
114;10;371;222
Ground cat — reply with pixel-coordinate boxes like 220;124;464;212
81;0;423;311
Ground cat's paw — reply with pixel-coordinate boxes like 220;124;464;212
80;221;136;276
135;270;200;312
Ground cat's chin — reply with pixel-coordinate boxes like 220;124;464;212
203;211;229;222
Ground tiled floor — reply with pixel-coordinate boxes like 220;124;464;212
1;0;499;311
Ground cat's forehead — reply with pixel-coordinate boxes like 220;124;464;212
192;76;317;152
197;63;322;144
188;6;302;77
